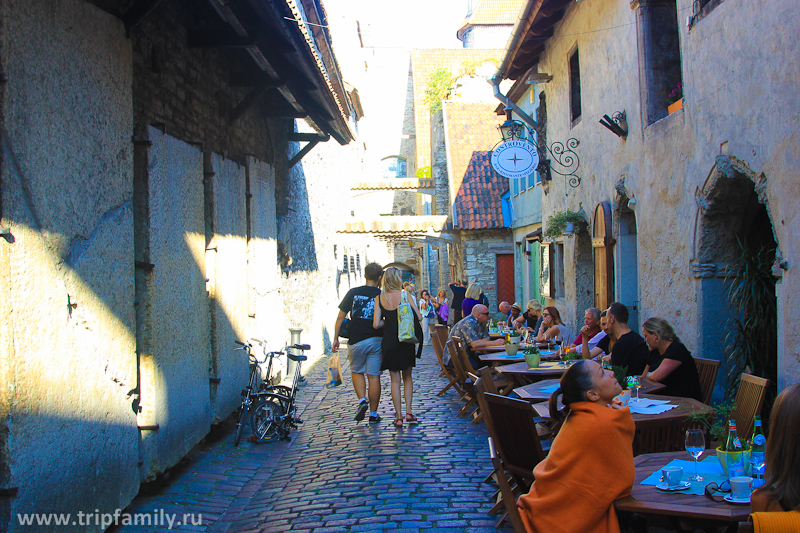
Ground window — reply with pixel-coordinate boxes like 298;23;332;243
637;0;683;124
381;156;407;178
569;48;582;125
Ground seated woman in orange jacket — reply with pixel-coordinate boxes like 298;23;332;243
518;360;635;533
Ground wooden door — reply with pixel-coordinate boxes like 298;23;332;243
593;202;615;310
496;254;515;306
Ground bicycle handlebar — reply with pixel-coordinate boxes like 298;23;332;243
234;340;247;347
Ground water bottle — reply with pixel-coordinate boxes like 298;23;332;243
725;420;745;478
750;416;766;487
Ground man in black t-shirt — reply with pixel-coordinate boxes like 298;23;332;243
605;302;648;376
449;279;468;324
333;263;384;423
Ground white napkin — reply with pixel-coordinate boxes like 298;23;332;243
629;403;677;415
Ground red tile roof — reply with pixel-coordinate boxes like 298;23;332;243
458;0;526;35
451;151;509;230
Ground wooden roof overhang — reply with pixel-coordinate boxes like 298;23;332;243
495;0;573;110
120;0;355;145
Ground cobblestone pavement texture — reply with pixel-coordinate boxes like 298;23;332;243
112;346;514;533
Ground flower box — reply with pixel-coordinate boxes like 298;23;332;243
668;98;683;115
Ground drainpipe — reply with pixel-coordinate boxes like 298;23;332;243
489;71;538;132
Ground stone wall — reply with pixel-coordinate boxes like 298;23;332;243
462;229;513;310
0;0;139;526
532;0;800;388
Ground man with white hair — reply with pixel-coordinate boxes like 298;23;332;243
447;304;504;369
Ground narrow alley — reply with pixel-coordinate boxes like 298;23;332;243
113;348;510;533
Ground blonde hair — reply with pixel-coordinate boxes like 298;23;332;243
465;282;482;300
527;300;542;312
382;267;403;292
437;289;447;298
642;317;681;343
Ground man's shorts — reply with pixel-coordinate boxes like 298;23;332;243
347;336;382;376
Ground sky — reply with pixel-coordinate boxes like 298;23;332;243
321;0;468;49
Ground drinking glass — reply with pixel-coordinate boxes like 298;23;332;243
630;376;641;402
685;429;705;481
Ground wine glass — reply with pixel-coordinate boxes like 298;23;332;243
685;429;705;481
630;376;641;402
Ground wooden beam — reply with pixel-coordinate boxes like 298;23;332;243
229;82;272;124
230;71;283;87
541;0;572;19
288;133;329;142
530;11;564;35
288;134;330;168
122;0;165;35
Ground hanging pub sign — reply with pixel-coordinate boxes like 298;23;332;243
490;140;540;180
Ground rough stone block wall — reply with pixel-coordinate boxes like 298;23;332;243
463;229;514;309
430;110;451;218
0;0;139;527
207;153;250;421
135;128;213;480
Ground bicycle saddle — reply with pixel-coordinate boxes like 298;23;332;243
287;352;307;362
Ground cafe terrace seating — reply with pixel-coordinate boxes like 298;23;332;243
732;373;770;440
694;356;722;405
445;339;480;420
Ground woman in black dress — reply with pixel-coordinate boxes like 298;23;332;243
374;267;422;428
640;317;703;401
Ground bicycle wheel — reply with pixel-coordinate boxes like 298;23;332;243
250;397;285;440
234;403;248;446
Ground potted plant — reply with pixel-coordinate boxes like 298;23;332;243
504;342;519;355
685;400;751;476
668;83;683;115
544;210;587;239
524;346;541;368
611;366;631;406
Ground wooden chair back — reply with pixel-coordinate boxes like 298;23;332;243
435;324;449;347
482;392;545;480
452;336;478;376
432;334;462;397
635;419;710;455
694;357;722;405
733;373;770;440
488;437;527;533
477;366;499;394
737;522;753;533
446;339;469;386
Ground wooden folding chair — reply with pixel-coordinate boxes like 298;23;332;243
635;418;710;455
431;333;462;397
488;437;527;533
732;373;770;440
451;337;485;424
434;323;449;347
446;339;478;419
694;356;722;405
452;336;511;394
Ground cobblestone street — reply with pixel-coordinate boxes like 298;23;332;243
113;347;510;533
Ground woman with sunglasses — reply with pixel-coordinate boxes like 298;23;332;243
751;383;800;513
535;306;571;345
518;360;634;532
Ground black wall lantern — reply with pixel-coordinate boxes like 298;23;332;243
599;111;628;138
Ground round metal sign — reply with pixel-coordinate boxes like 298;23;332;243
491;140;540;180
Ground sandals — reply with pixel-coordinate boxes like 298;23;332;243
405;413;419;424
393;418;403;428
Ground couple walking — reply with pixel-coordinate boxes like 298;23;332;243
332;264;420;428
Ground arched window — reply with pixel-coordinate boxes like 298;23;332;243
381;156;407;179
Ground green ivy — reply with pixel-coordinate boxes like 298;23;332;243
543;210;586;238
424;65;453;115
416;166;432;179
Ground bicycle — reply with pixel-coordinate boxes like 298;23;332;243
250;343;310;442
233;339;294;446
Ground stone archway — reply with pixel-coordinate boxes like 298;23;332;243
692;155;780;399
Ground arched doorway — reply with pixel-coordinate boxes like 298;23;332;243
693;156;778;401
593;202;615;310
616;200;639;329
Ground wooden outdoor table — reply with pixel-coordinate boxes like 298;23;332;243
478;351;526;365
532;394;710;428
515;377;667;403
614;451;751;526
494;360;566;384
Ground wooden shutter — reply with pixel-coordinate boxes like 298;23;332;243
540;242;553;298
496;254;515;305
593;202;615;309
